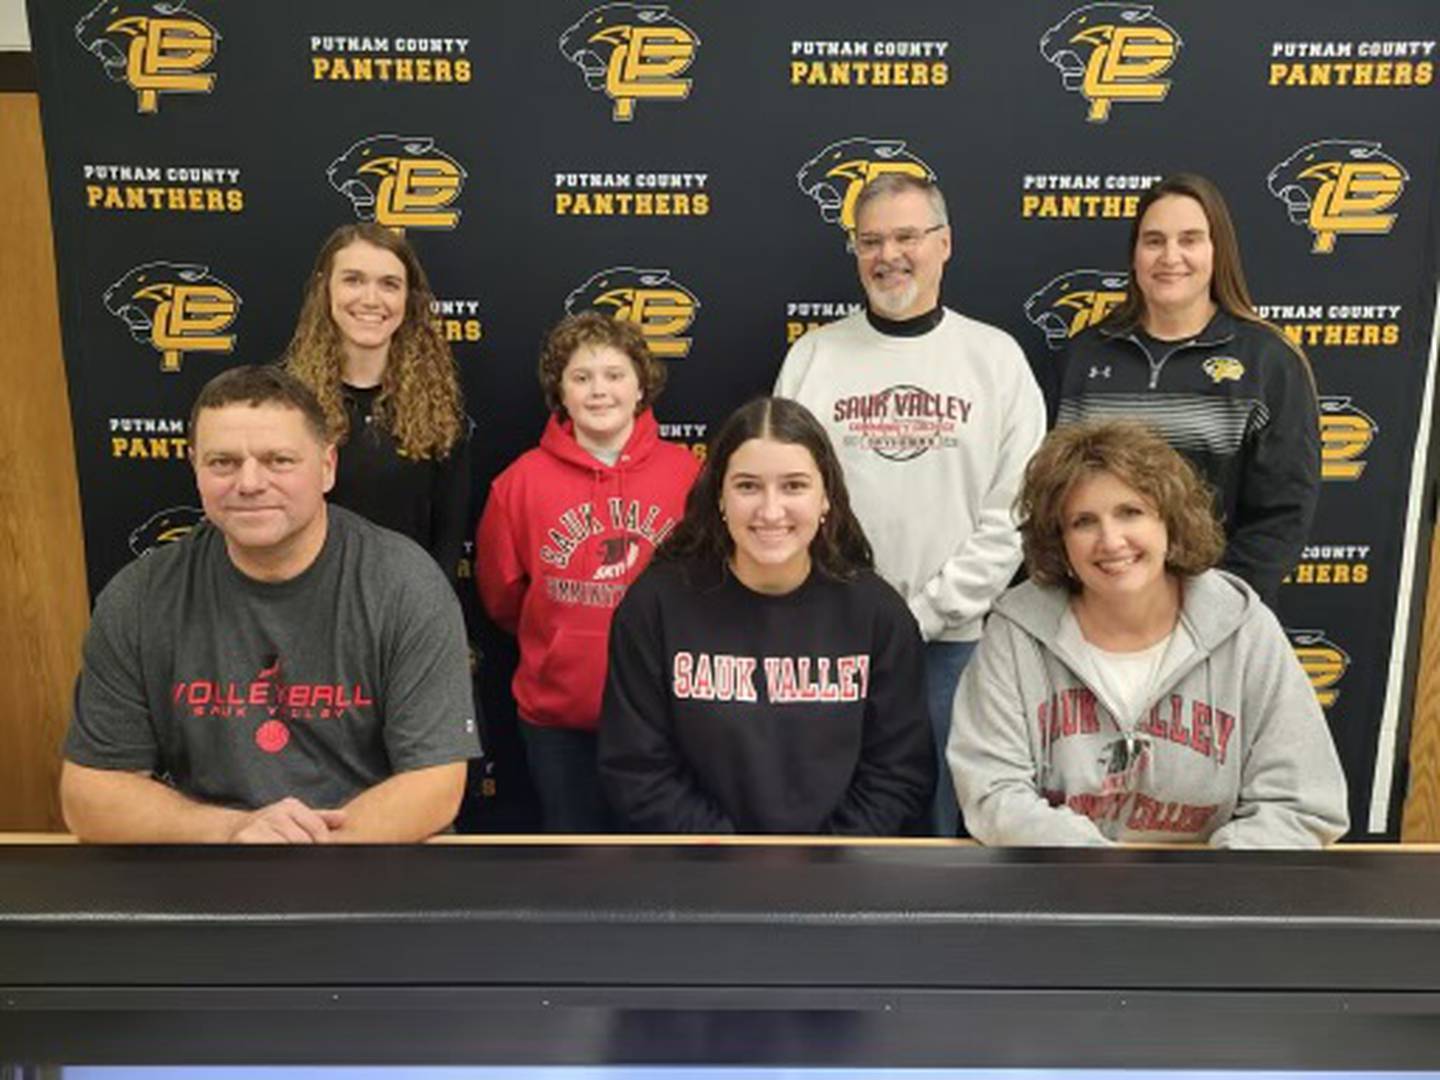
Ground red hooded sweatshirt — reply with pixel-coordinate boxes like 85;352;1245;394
476;410;700;731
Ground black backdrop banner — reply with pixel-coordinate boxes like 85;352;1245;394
27;0;1440;837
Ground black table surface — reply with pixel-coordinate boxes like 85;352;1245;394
5;842;1440;1067
3;842;1439;989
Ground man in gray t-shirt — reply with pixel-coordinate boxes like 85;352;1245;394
62;366;480;843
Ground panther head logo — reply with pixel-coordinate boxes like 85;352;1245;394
128;505;204;557
1286;628;1350;708
103;262;178;343
1202;356;1245;383
103;262;240;372
104;261;208;342
796;137;935;232
564;266;699;358
75;0;217;112
1039;3;1181;122
327;135;466;231
1040;3;1158;90
1267;140;1408;254
559;3;699;121
561;2;673;90
76;0;185;80
1267;140;1405;224
1023;270;1129;350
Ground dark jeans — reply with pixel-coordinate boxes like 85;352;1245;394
519;722;614;834
926;639;977;838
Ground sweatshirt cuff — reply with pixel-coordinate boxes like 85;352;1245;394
908;593;945;642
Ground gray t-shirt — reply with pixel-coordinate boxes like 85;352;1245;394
65;505;480;810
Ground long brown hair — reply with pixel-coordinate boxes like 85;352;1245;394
1103;173;1314;383
283;223;464;459
658;397;873;580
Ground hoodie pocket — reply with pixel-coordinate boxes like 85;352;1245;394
532;627;610;729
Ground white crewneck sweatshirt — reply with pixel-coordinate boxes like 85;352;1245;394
776;308;1046;642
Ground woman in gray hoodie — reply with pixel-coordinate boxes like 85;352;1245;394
948;420;1347;847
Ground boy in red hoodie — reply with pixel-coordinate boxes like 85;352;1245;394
477;313;700;832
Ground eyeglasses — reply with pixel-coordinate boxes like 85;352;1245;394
848;223;946;256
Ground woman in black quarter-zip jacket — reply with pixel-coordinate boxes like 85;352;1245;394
1053;173;1319;607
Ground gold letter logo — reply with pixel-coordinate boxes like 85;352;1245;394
795;138;936;235
114;15;217;113
104;263;240;372
594;287;695;357
1319;398;1377;481
565;267;700;358
1268;141;1409;255
1302;161;1407;254
1024;271;1130;350
623;288;695;357
328;136;466;232
147;283;238;371
605;24;696;121
1041;7;1182;124
1289;631;1349;708
370;157;465;230
560;6;699;122
1062;288;1126;337
1079;25;1177;121
77;1;218;113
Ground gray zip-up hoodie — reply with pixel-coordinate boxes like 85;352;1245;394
948;570;1348;847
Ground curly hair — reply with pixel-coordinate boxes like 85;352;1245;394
282;223;464;460
658;397;873;580
537;311;667;416
1019;419;1224;591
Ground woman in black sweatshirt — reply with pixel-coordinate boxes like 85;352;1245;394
599;397;936;834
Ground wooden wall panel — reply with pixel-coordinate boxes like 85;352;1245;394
0;92;88;831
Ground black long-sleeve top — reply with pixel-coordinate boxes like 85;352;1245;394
1055;311;1320;606
330;384;472;587
599;557;936;835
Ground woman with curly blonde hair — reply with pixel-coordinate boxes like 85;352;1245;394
948;420;1346;849
284;223;470;583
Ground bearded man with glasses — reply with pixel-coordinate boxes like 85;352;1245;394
775;173;1046;837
